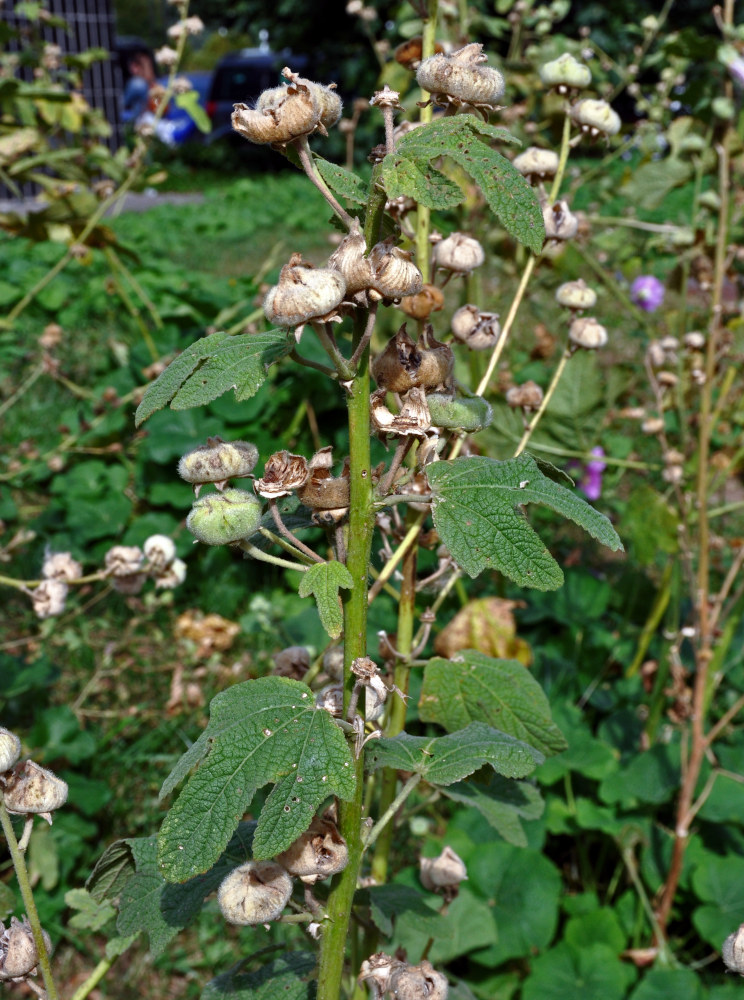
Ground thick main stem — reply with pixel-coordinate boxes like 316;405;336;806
316;316;374;1000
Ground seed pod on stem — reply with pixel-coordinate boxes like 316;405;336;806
217;861;293;925
432;232;485;275
513;146;559;183
539;53;591;93
186;489;263;545
0;728;21;773
451;305;501;351
555;279;597;311
264;253;346;336
275;814;349;883
390;960;449;1000
0;916;52;981
417;43;504;113
2;760;68;822
178;437;259;493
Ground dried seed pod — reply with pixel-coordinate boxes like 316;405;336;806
506;380;544;412
569;317;608;350
571;98;621;137
41;551;81;582
0;916;51;981
327;224;374;295
3;760;68;819
359;952;399;996
394;36;445;70
512;146;559;181
232;69;321;145
152;558;187;590
186;489;263;545
105;545;144;577
264;253;346;329
217;861;293;925
646;340;666;367
416;43;504;110
31;579;68;619
426;392;492;432
255;451;310;499
420;846;468;893
641;417;665;434
657;371;678;387
659;335;679;352
684;331;705;350
417;327;455;392
372;325;422;393
143;534;177;570
111;573;147;596
390;960;449;1000
543;201;578;241
555;279;597;311
351;657;389;721
178;437;259;490
273;646;310;679
722;923;744;975
316;683;344;716
368;242;423;300
297;450;350;517
370;387;432;438
451;304;501;351
275;815;349;881
399;283;445;320
432;232;485;274
663;465;684;484
539;53;591;92
0;728;21;774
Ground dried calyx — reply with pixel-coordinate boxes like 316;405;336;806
723;922;744;976
417;42;504;114
399;283;445;320
255;450;310;499
273;646;310;679
372;325;454;395
506;380;544;412
451;304;501;350
178;437;259;493
297;447;350;524
232;67;341;147
351;656;390;722
264;253;346;334
327;223;374;296
543;200;578;242
275;814;349;883
390;960;449;1000
41;551;81;582
186;488;263;545
31;579;68;619
0;916;52;982
569;316;608;350
2;760;68;823
370;387;432;440
368;240;424;301
217;860;293;925
420;845;468;896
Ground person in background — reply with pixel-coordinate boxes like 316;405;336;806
122;51;157;123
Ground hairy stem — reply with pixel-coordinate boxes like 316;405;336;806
294;136;355;230
515;347;572;456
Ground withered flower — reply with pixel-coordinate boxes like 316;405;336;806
255;451;310;499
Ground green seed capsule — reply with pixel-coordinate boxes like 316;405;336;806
186;489;263;545
426;393;492;431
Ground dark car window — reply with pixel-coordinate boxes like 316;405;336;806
211;66;280;102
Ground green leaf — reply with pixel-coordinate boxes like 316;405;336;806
86;839;136;904
426;455;622;590
65;888;116;932
105;934;138;960
419;652;567;756
366;721;543;785
362;884;440;936
135;330;291;426
394;886;498;964
382;118;544;254
298;561;353;639
522;942;636;1000
174;91;211;134
202;952;316;1000
158;678;356;881
0;882;15;920
692;855;744;949
313;156;368;206
628;968;703;1000
440;774;543;847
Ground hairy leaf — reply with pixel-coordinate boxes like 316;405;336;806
158;678;356;881
314;155;368;206
86;839;136;904
298;560;354;639
426;454;622;590
440;774;544;847
382;118;544;253
361;884;440;936
419;651;566;756
65;888;116;932
202;952;316;1000
366;721;543;785
135;330;291;426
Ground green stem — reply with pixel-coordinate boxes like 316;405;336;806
0;800;58;1000
316;314;374;1000
69;956;116;1000
363;773;422;850
103;248;159;362
107;248;163;330
237;541;309;572
0;364;43;420
548;111;573;202
515;348;572;456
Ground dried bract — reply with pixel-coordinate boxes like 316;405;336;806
255;451;310;498
370;387;432;438
217;861;293;925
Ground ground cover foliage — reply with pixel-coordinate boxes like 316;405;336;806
1;1;744;999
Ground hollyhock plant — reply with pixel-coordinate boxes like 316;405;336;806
631;275;665;312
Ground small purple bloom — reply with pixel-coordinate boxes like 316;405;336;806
630;275;665;312
581;446;606;501
728;56;744;87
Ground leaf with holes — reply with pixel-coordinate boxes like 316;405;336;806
381;117;544;253
298;560;354;639
135;330;291;426
202;951;317;1000
426;454;622;590
314;155;368;206
419;652;566;756
158;677;356;881
366;722;543;785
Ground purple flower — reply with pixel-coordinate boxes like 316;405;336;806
581;446;606;501
727;56;744;87
630;275;665;312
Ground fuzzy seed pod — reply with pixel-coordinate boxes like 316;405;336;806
152;558;187;590
506;381;544;411
105;546;144;578
399;283;445;320
265;253;346;329
420;846;468;893
233;71;320;146
684;331;705;350
368;242;423;300
390;960;449;1000
426;392;492;432
646;341;666;367
371;325;422;393
571;98;621;137
275;815;349;882
273;646;310;679
512;146;559;181
543;201;578;241
3;760;68;820
723;923;744;975
316;683;344;716
297;469;350;515
555;279;597;311
432;232;485;274
641;417;665;435
451;305;501;351
327;224;374;295
569;317;608;350
143;534;177;570
178;438;259;491
0;916;51;981
657;371;678;387
41;551;81;582
539;53;591;92
186;489;263;546
663;465;684;485
0;728;21;774
31;579;68;619
416;43;504;110
217;861;293;925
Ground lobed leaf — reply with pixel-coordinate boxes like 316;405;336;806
419;651;567;756
298;560;354;639
361;884;440;937
382;154;464;211
426;454;623;590
158;677;356;881
440;774;544;847
366;721;543;785
314;155;368;206
135;330;291;426
202;952;316;1000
